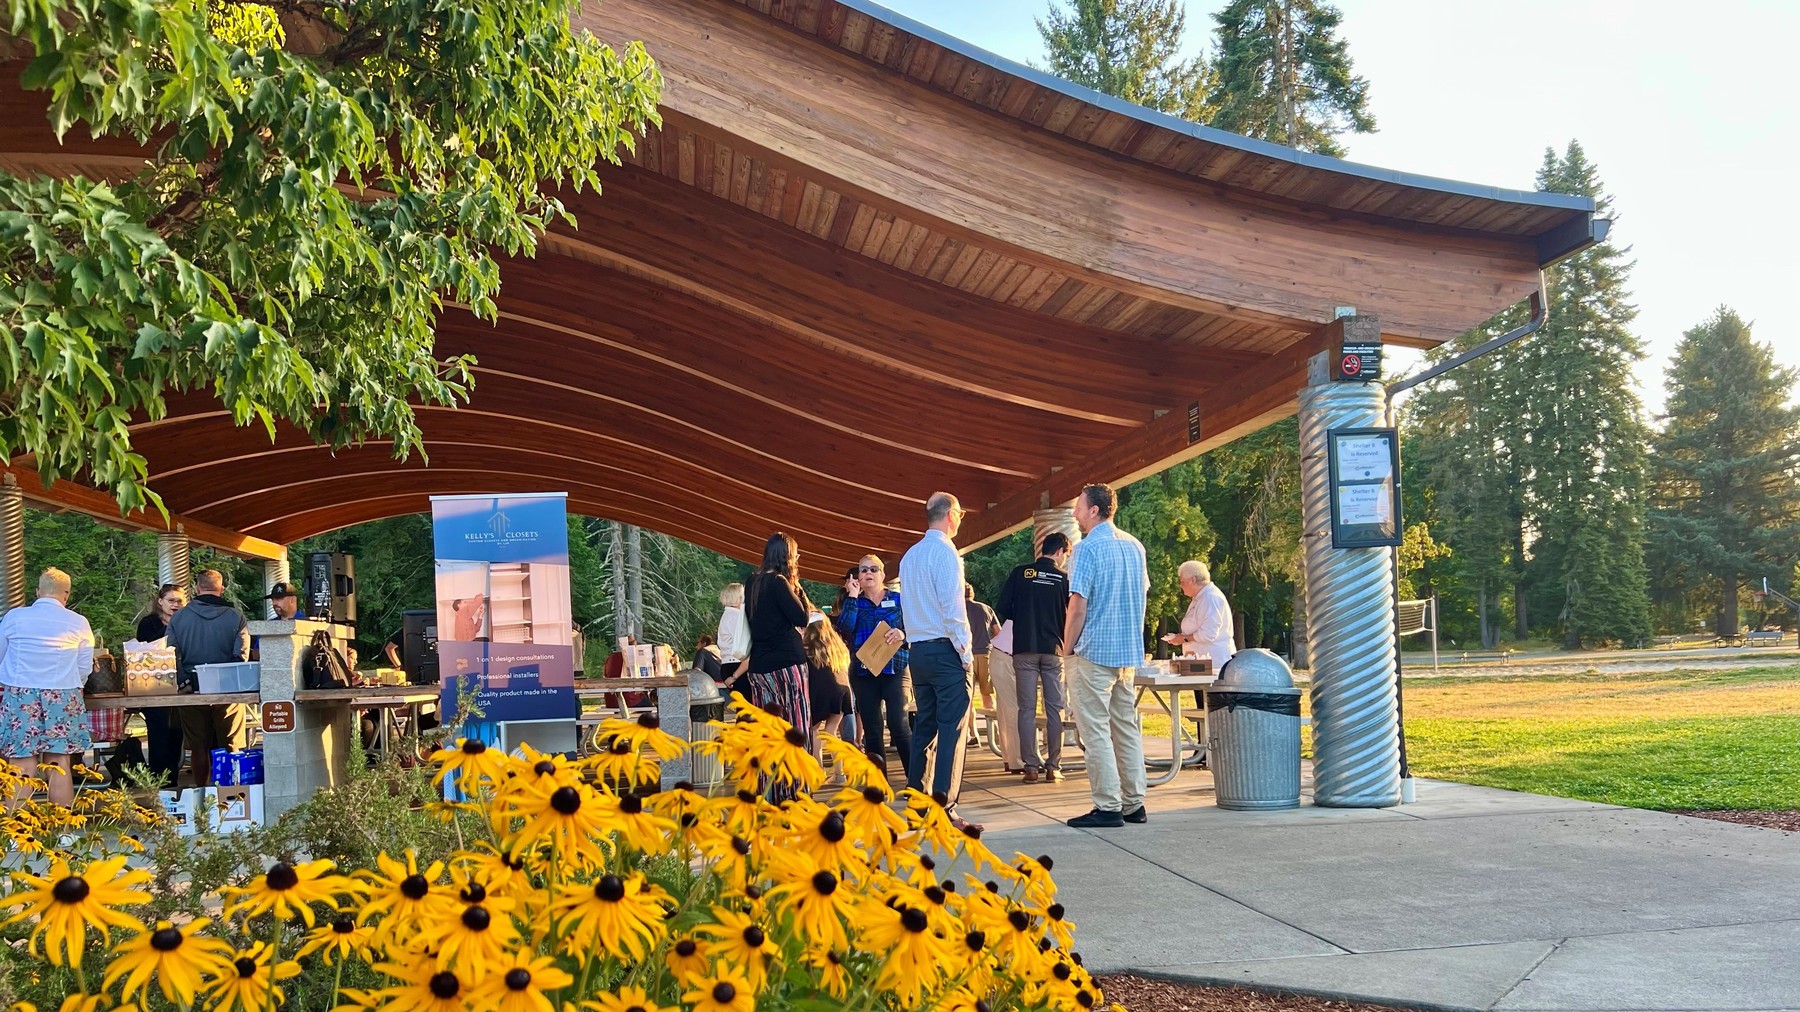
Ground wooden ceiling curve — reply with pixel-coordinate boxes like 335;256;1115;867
0;0;1598;579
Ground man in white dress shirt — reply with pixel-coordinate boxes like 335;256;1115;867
0;568;96;807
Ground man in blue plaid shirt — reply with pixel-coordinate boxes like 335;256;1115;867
1061;482;1149;829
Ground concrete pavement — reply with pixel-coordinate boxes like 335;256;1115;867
951;746;1800;1012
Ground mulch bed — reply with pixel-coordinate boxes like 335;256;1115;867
1670;809;1800;832
1098;974;1411;1012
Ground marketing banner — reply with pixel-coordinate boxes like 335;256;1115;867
430;494;576;728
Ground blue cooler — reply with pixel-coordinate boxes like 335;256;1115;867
236;749;264;786
210;748;236;786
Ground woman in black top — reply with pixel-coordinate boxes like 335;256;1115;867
742;533;814;767
135;583;187;785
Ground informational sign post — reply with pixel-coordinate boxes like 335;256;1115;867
430;494;577;732
1326;428;1401;548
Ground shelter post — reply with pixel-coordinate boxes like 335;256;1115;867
1298;328;1402;808
262;556;291;620
1031;507;1080;557
0;474;24;614
254;618;354;819
156;529;191;590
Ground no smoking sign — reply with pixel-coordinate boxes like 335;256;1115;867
1334;341;1382;382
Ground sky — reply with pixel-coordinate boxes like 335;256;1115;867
877;0;1800;416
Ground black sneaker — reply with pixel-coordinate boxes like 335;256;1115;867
1123;806;1148;824
1067;808;1125;828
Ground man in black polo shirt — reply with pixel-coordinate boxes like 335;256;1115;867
994;532;1072;784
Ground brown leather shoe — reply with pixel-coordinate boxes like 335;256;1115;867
1022;769;1039;784
1046;769;1066;783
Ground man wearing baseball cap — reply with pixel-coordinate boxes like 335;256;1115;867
265;582;300;620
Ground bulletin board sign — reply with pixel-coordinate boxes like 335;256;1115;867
1326;427;1401;549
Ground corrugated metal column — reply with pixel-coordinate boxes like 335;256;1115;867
1031;507;1080;556
156;528;191;590
0;475;26;616
263;556;291;619
1298;346;1402;808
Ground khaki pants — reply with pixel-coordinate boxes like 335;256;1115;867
1067;655;1146;813
972;653;993;705
988;650;1021;767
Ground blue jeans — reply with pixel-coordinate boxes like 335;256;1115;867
850;670;913;781
906;640;971;809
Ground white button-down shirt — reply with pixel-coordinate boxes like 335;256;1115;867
1182;581;1236;672
0;598;96;690
899;528;973;664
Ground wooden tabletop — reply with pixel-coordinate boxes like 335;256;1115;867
85;691;259;710
294;686;440;705
575;676;688;693
1132;672;1219;688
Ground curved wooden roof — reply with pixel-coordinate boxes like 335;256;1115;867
0;0;1598;579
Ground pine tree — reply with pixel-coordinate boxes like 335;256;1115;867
1513;143;1653;647
1036;0;1215;119
1208;0;1375;156
1647;308;1800;638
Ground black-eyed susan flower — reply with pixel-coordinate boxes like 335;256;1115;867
453;841;535;899
602;792;677;856
992;905;1052;979
207;941;301;1012
801;947;852;1000
832;781;907;847
432;737;509;790
1043;901;1076;950
376;953;476;1012
695;831;756;887
663;934;708;984
298;912;377;964
819;732;886;787
903;789;963;855
711;789;769;839
588;736;662;788
553;872;669;963
1010;852;1059;906
681;963;756;1012
224;859;350;927
583;984;678;1012
465;949;572;1012
498;782;614;869
416;886;521;974
850;899;951;1006
764;850;858;952
4;855;150;966
599;712;686;761
103;917;234;1006
696;905;779;990
779;799;867;877
358;850;459;946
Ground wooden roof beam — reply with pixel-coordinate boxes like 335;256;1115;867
2;464;287;561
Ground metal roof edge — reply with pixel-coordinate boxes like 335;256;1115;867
832;0;1596;220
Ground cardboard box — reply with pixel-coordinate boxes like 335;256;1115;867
159;789;198;837
201;784;266;834
1172;657;1215;677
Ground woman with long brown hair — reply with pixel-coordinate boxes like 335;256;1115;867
742;533;814;768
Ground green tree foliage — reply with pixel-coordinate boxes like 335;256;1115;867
1208;0;1374;156
1647;307;1800;638
291;515;435;661
1;0;661;513
21;507;155;646
1396;521;1450;601
1188;420;1300;650
1035;0;1215;119
1118;464;1218;643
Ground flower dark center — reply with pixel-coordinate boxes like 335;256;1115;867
550;786;582;815
743;925;766;947
533;760;556;776
1053;962;1072;980
674;780;694;791
505;855;525;871
619;794;644;815
429;972;461;999
460;740;486;755
730;835;751;856
976;1002;992;1012
460;905;491;931
818;811;846;843
900;906;929;933
332;915;356;934
1008;910;1030;931
743;884;762;900
919;855;936;871
51;876;90;904
1038;937;1054;951
264;863;300;890
784;727;807;747
711;983;737;1003
460;883;487;904
826;950;842;965
964;930;986;951
960;822;983;840
1037;855;1054;871
675;939;698;957
680;812;699;827
1048;903;1066;920
504;968;531;991
1076;989;1094;1008
400;875;430;900
235;957;258;978
924;886;946;905
811;871;838;896
736;789;757;804
637;713;662;730
985;881;1000;893
150;926;183;952
595;875;626;902
610;739;633;755
861;786;887;803
942;881;957;893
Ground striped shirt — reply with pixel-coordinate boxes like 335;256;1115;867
898;529;972;665
1067;520;1149;668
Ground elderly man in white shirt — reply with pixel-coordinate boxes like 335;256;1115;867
0;568;97;807
1163;560;1236;708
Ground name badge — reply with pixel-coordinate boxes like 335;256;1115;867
880;600;896;609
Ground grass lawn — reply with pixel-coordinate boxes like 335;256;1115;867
1398;664;1800;811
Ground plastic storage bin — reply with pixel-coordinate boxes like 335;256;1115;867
194;661;259;694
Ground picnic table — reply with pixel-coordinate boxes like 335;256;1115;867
1132;670;1217;786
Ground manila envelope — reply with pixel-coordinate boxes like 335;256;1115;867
855;620;903;674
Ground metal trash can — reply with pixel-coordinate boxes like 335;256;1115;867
687;669;727;788
1206;648;1302;811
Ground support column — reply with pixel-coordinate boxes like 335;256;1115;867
156;528;191;589
0;475;25;615
262;556;291;620
625;525;644;639
1031;507;1080;557
1298;345;1401;808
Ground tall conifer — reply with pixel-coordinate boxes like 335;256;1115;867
1035;0;1215;119
1208;0;1374;156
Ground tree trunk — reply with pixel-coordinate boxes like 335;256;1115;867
1478;584;1495;649
1719;573;1740;639
625;524;644;639
609;520;627;644
1291;582;1310;669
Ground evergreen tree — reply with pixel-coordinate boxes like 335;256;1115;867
1036;0;1215;119
1208;0;1375;156
1647;307;1800;638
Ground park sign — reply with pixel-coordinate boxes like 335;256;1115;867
1333;330;1382;382
1326;427;1402;549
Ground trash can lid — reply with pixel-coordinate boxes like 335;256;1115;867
685;668;723;702
1214;648;1301;694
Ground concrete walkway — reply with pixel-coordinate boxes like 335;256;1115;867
955;748;1800;1012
